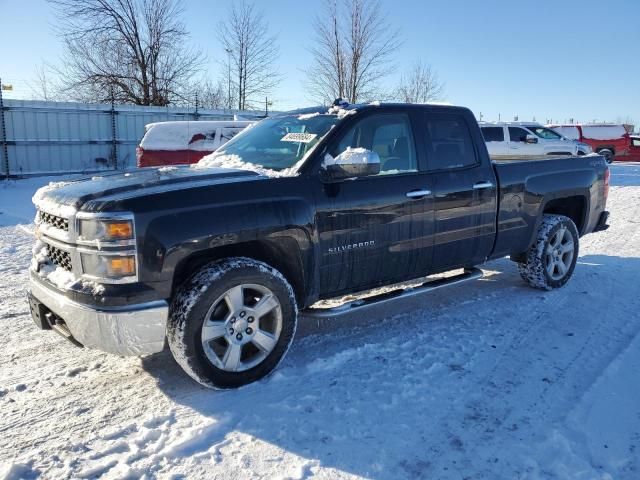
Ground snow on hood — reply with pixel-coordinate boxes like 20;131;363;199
31;167;260;213
32;181;78;218
195;153;299;178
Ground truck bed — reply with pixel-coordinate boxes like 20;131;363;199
490;154;609;260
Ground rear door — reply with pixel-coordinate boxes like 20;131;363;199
481;126;508;158
420;111;497;270
315;111;435;296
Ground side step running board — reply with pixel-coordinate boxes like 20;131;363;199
303;268;483;319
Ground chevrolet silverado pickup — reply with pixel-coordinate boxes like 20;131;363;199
28;102;611;389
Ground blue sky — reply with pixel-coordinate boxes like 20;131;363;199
1;0;638;124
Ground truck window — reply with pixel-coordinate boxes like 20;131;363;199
481;127;504;142
424;114;477;170
508;127;530;142
334;114;418;175
527;126;562;140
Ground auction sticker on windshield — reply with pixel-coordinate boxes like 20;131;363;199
281;132;317;143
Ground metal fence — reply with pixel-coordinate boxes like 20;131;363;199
0;99;266;177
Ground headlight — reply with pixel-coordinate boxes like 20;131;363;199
81;253;137;280
78;218;134;243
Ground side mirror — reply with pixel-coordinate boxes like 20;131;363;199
525;134;538;144
321;148;381;181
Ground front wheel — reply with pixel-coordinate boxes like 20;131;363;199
517;214;579;290
167;257;298;389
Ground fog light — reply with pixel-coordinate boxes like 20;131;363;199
81;253;137;280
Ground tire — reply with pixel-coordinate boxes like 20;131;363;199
167;257;298;389
598;149;614;164
517;214;579;290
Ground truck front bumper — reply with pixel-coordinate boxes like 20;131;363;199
28;274;168;356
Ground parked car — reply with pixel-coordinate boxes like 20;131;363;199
547;124;631;163
627;135;640;161
479;122;580;158
29;102;610;389
136;121;252;168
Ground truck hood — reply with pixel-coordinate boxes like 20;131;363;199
33;166;262;212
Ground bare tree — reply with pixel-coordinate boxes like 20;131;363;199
396;61;445;104
27;63;56;101
49;0;202;105
218;1;280;111
306;0;401;105
182;78;226;110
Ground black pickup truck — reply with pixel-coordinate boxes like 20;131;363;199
28;102;610;388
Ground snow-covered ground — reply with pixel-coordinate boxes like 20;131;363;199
1;164;639;480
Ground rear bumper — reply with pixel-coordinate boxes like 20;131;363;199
28;273;168;356
593;211;610;232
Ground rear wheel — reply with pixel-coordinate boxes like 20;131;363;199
167;257;298;389
517;214;579;290
598;149;614;164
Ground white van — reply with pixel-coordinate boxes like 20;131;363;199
479;122;580;158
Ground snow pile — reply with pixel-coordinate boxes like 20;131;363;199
327;105;356;119
297;112;320;120
32;181;77;218
31;240;105;295
323;148;378;166
195;153;298;178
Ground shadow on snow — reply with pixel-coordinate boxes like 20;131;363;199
139;253;639;478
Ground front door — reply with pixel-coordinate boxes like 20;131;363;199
315;112;434;297
508;126;542;156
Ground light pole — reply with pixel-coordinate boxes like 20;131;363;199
225;47;232;111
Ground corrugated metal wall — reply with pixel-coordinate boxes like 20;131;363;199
0;99;265;176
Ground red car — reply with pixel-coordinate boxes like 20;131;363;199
547;123;631;163
136;121;252;168
627;135;640;162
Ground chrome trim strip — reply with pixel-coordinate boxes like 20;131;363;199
473;182;494;190
406;189;432;198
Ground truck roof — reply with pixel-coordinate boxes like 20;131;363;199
478;121;543;127
283;101;467;118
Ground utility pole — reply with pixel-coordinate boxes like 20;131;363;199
110;86;118;170
226;48;232;111
0;77;9;178
264;97;273;117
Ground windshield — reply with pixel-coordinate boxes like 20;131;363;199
527;126;563;140
200;113;340;171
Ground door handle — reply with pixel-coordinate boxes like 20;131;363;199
473;181;494;190
406;189;431;198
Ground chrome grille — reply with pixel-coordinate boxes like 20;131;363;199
39;211;69;231
46;244;73;271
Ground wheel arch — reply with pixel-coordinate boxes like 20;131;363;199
541;195;588;234
171;238;309;308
